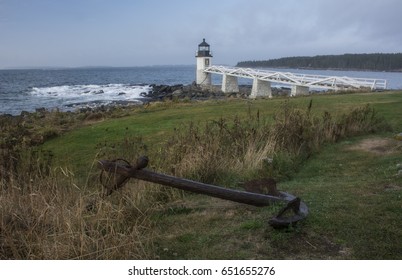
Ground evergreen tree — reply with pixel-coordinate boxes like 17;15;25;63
236;53;402;71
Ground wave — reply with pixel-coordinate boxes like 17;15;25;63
29;84;151;109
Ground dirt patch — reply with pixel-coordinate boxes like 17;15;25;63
269;231;350;259
346;137;402;155
384;184;402;191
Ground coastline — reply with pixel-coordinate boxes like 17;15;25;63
251;66;402;73
0;83;290;117
2;81;398;118
1;66;401;116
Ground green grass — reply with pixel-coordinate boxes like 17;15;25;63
281;136;402;258
42;91;402;174
42;100;263;173
151;136;402;259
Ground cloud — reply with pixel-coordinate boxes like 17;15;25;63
310;0;402;51
0;0;8;23
1;0;401;68
207;0;402;62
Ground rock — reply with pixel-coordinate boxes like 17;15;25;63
172;89;183;97
263;157;274;164
35;107;47;113
170;84;183;92
21;111;31;118
118;92;126;96
143;83;249;103
158;85;170;93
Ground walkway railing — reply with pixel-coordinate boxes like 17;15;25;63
204;65;387;90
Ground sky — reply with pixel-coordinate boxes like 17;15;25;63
0;0;401;68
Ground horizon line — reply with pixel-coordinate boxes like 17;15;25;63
0;64;199;71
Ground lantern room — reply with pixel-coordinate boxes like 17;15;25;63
196;38;212;57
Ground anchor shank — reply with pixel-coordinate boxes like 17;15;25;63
130;169;285;206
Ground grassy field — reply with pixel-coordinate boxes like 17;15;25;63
42;91;402;173
2;91;402;259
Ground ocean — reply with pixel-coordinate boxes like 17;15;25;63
1;65;401;115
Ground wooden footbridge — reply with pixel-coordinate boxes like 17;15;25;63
203;65;387;98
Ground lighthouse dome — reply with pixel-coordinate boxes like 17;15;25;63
196;38;212;57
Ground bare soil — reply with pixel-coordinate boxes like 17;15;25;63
346;137;402;155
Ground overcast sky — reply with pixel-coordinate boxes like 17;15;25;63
1;0;401;68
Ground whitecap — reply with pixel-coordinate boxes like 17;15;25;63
29;84;151;109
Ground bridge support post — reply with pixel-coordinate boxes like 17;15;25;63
250;78;272;98
221;74;239;93
291;85;309;96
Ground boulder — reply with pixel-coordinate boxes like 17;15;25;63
172;89;183;97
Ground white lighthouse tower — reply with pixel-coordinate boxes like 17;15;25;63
196;38;212;86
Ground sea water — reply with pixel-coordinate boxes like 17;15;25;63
0;65;401;115
0;66;197;115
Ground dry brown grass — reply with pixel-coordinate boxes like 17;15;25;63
0;160;159;259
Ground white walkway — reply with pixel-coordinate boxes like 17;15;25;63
204;65;387;91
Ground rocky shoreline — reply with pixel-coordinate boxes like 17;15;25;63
143;83;292;101
1;83;296;118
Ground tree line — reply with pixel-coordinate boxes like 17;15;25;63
236;53;402;72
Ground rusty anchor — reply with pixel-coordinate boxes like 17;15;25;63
98;156;308;229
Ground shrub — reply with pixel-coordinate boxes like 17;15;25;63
155;101;390;185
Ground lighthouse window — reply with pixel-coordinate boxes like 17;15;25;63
205;59;210;66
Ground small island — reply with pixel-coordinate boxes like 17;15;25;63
237;53;402;72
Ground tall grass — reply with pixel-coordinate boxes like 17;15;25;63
0;147;156;259
158;101;390;184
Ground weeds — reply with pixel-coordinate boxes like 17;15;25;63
159;101;390;183
0;156;156;259
1;136;156;259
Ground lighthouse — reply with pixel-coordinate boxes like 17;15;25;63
195;38;212;86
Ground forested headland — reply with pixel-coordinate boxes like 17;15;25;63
236;53;402;72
